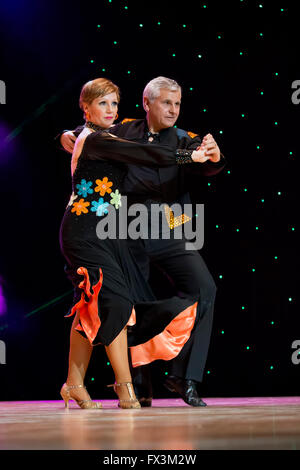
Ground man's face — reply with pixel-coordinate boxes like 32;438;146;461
144;88;181;132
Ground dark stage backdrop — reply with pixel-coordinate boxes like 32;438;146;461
0;0;299;400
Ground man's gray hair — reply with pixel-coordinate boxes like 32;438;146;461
143;76;181;109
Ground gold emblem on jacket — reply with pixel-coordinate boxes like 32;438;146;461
164;205;191;229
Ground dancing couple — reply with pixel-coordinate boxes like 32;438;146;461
58;76;226;409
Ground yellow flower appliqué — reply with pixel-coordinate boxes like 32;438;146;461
95;177;113;196
71;198;90;215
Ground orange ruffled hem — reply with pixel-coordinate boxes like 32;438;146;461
130;301;198;367
66;267;196;359
66;266;136;344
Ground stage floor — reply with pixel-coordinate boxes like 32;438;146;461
0;397;300;450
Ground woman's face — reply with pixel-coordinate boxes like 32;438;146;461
84;92;118;128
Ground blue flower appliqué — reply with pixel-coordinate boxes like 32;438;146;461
76;179;94;198
90;198;110;216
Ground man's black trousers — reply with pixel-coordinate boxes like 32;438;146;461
128;235;217;383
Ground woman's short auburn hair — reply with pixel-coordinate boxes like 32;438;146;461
79;78;120;110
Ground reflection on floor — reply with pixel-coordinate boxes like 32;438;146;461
0;397;300;450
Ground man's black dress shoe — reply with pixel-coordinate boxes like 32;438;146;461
133;384;153;407
137;397;152;407
131;364;153;407
164;375;207;407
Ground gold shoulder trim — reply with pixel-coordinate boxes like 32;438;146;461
187;131;199;139
121;118;137;124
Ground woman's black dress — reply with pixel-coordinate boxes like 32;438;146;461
59;130;198;367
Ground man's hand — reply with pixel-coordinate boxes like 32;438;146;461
60;131;76;154
197;133;221;163
191;147;211;163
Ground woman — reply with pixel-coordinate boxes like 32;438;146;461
59;78;208;409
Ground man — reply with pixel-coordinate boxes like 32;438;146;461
59;76;226;407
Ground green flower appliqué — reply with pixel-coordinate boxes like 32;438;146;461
110;189;122;209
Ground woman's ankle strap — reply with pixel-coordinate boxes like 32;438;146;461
66;383;86;390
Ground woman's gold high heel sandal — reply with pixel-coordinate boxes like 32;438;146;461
60;383;102;409
107;382;141;409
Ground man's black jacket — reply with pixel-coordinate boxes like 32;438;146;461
65;118;226;210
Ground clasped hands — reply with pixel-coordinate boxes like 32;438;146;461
191;134;221;163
